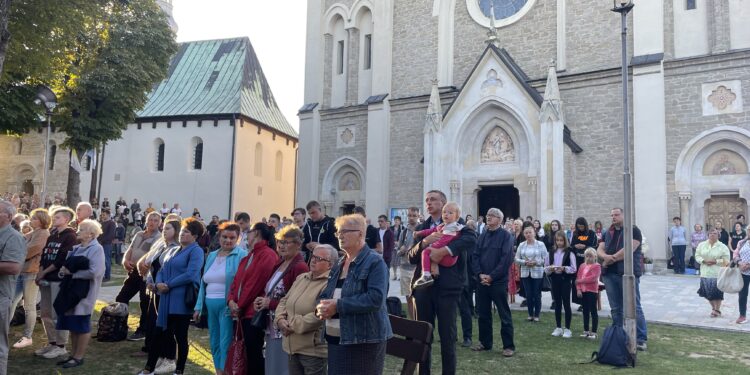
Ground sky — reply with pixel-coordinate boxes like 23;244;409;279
172;0;306;131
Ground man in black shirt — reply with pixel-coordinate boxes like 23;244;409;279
352;206;382;254
302;201;339;262
597;207;648;351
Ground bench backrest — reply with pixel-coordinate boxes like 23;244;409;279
385;314;434;375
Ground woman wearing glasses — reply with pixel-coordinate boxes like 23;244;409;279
275;244;337;375
316;214;392;375
255;226;309;375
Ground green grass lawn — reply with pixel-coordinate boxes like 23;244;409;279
8;299;750;374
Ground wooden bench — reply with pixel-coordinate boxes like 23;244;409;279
386;314;433;375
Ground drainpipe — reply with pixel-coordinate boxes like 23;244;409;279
228;115;237;220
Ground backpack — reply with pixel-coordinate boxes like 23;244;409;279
95;303;129;342
386;296;404;318
589;325;635;367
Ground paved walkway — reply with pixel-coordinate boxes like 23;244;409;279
97;273;750;333
383;272;750;333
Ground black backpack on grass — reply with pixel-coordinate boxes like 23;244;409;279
589;325;635;368
386;296;404;317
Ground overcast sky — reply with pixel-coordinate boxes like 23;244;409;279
173;0;306;131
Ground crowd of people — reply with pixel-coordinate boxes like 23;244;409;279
0;191;748;374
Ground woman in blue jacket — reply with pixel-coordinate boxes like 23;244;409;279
138;218;205;375
316;214;392;375
193;222;247;375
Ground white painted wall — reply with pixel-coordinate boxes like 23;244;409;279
331;16;347;107
729;0;750;50
98;121;234;218
295;111;321;207
370;0;394;96
304;0;324;104
357;9;373;103
673;0;709;58
634;0;663;56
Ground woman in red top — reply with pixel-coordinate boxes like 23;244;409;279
227;223;279;375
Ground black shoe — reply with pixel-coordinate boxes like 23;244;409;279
127;331;146;341
549;302;556;310
462;338;472;348
520;300;527;307
577;305;583;312
61;358;84;369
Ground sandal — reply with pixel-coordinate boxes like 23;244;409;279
56;357;74;366
710;309;719;318
61;358;84;369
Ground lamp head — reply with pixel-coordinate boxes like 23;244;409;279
35;85;57;112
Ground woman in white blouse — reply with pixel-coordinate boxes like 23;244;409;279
515;226;548;322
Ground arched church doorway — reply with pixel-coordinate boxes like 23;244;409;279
478;185;519;220
22;180;34;196
704;195;747;230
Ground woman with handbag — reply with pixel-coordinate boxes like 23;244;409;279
735;233;750;324
193;222;248;375
275;244;336;375
227;223;279;375
695;228;731;318
138;218;205;375
315;214;392;375
254;226;308;375
515;226;547;322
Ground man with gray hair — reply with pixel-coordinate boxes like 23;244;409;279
470;207;515;356
0;201;27;374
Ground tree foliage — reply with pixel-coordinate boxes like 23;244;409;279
1;0;177;204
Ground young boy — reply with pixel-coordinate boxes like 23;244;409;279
413;202;463;289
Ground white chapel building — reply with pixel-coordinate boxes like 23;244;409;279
296;0;750;266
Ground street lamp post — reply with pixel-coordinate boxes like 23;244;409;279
611;0;636;358
35;85;57;206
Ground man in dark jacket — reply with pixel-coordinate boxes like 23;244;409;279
471;208;515;356
302;201;339;262
98;209;116;281
409;190;477;375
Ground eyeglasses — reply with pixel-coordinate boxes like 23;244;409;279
278;240;300;246
335;229;361;238
310;254;330;263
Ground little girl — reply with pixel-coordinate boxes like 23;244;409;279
576;248;602;339
413;202;463;289
545;231;577;338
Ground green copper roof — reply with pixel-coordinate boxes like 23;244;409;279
137;37;297;138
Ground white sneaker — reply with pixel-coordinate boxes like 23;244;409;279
34;344;55;356
579;331;590;338
41;346;68;359
154;358;163;370
413;274;434;290
154;359;176;374
562;329;572;338
551;327;563;337
13;336;33;349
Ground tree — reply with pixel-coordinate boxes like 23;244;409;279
1;0;177;205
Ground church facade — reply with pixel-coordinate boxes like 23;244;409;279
296;0;750;265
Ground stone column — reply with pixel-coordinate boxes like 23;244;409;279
435;0;456;86
678;192;692;235
449;180;460;202
709;0;730;54
365;99;390;216
346;27;360;106
322;34;333;108
295;109;321;207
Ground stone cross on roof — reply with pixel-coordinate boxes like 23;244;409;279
485;1;500;47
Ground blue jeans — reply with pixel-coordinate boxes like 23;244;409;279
205;298;233;371
521;277;542;318
602;273;648;344
102;244;113;279
672;245;686;274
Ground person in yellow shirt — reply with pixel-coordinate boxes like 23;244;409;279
695;228;731;318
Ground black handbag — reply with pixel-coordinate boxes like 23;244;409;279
541;274;552;292
248;263;292;331
185;284;199;310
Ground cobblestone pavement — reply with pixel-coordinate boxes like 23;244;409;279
383;271;750;333
97;272;749;333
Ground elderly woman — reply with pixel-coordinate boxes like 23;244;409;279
10;208;50;349
515;226;547;322
193;222;248;375
138;218;205;375
316;214;392;375
54;219;105;368
275;244;337;375
691;224;707;268
136;219;180;374
228;222;279;375
256;225;309;375
695;228;731;318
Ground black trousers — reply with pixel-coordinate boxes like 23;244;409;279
414;286;459;375
476;282;515;350
146;314;190;373
241;318;266;375
458;284;473;341
550;274;572;329
115;269;149;332
143;293;175;358
581;292;599;333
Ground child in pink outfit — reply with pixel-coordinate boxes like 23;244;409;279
576;248;602;339
413;202;463;289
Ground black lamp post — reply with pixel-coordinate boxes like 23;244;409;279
35;85;57;205
611;0;637;358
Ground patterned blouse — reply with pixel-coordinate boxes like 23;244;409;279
515;240;547;279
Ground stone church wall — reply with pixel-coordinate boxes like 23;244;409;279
388;99;428;210
663;51;750;219
565;0;632;76
391;0;438;99
318;108;369;190
0;130;70;199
